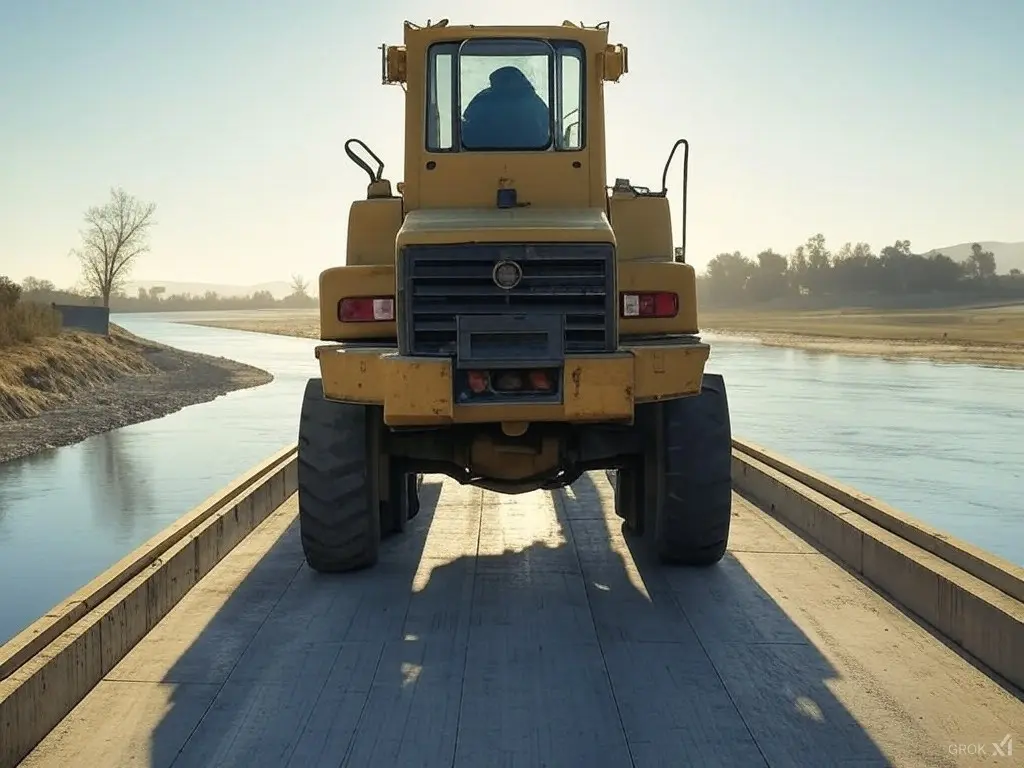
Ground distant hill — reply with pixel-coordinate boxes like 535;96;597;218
125;280;294;299
923;241;1024;274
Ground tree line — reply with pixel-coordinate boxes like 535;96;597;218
15;186;1024;316
12;186;316;313
699;235;1023;308
16;275;317;313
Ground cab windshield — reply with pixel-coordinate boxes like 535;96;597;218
426;38;584;152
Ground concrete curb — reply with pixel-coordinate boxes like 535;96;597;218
734;437;1024;604
0;445;298;768
731;445;1024;693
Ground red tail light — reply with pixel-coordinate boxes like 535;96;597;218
528;370;552;390
620;291;678;318
339;296;395;322
467;371;489;393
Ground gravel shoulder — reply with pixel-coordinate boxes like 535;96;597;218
0;325;272;463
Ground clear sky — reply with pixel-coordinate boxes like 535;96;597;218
2;0;1022;288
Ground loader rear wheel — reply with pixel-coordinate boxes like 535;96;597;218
650;373;733;566
297;378;380;573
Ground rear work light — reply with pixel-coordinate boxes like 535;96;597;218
339;296;394;322
620;291;678;318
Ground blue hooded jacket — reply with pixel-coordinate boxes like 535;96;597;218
461;66;550;150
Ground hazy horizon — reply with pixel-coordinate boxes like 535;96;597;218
3;1;1022;288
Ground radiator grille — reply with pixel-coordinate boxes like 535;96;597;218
399;243;616;356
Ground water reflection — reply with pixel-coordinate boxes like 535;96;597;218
0;449;62;542
704;332;1024;563
85;431;154;538
0;315;320;643
0;315;1020;646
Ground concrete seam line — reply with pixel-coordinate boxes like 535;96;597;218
0;461;298;768
733;437;1024;602
0;444;298;681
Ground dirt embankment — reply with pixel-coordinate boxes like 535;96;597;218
0;324;273;463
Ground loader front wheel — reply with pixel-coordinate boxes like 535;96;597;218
652;373;733;566
297;378;381;573
613;465;643;533
407;474;422;521
381;468;420;535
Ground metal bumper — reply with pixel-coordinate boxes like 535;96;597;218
316;338;710;427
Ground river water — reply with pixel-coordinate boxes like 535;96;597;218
0;311;1020;644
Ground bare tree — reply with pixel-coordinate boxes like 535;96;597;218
290;273;310;297
70;187;157;306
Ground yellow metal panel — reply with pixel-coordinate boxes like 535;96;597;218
468;435;560;480
602;44;628;81
618;262;699;335
414;153;599;211
403;23;611;46
320;344;705;425
346;198;403;266
318;346;387;404
384;45;407;83
318;266;397;341
563;354;634;420
396;207;615;247
629;343;708;402
608;195;673;261
382;355;454;425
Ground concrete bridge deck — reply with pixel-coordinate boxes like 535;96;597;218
2;444;1023;767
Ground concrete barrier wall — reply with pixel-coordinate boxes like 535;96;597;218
0;445;298;768
731;443;1024;693
52;303;109;335
734;438;1024;604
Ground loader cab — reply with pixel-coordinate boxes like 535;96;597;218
383;20;628;212
424;38;584;155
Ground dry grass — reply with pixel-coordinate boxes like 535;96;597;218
187;310;323;340
0;302;62;347
701;303;1024;368
0;325;157;420
700;304;1024;344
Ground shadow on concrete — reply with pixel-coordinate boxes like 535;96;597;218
734;485;1024;705
144;473;895;767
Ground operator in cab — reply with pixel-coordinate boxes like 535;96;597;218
461;65;549;150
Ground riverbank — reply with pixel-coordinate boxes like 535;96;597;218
700;304;1024;369
0;324;273;463
183;304;1024;369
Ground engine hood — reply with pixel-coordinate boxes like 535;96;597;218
396;207;615;248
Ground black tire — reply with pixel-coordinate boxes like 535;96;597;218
297;378;380;573
613;466;642;531
381;469;420;535
406;474;422;521
652;372;733;566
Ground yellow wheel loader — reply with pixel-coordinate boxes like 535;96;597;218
298;20;732;573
